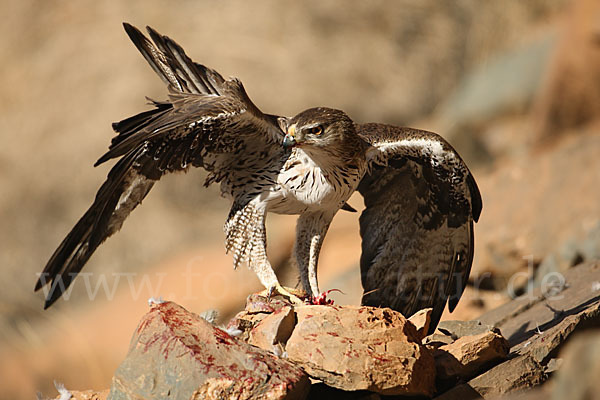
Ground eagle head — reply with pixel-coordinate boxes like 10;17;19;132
283;107;356;150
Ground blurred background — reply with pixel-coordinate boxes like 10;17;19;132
1;0;599;398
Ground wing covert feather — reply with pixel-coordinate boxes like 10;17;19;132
357;124;481;333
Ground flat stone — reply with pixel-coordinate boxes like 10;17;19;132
431;262;600;398
478;261;600;365
285;305;436;397
424;333;455;348
436;320;496;340
434;330;509;380
468;355;545;397
109;301;310;400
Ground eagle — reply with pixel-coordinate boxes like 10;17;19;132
35;24;481;333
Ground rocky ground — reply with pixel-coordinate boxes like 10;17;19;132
43;261;600;399
4;0;600;399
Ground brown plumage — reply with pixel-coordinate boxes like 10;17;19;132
36;24;481;333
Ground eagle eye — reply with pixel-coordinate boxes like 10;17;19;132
306;125;323;136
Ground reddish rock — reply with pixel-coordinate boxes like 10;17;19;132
434;330;509;380
226;294;298;343
285;305;436;396
226;310;270;342
109;302;309;400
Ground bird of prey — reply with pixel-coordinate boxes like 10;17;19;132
35;23;481;332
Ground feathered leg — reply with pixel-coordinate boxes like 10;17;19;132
225;201;304;304
293;210;335;299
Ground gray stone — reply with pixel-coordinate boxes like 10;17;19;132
478;262;600;365
436;320;497;340
434;330;509;380
468;355;545;397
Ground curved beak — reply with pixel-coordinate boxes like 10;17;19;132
283;134;296;149
283;124;297;149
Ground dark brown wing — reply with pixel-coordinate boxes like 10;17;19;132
35;24;287;308
356;123;481;334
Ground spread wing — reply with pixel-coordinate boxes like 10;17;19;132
35;23;287;308
356;123;482;333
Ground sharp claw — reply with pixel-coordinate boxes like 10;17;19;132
267;286;276;301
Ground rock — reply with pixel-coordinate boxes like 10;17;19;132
495;387;552;400
468;355;545;397
226;294;299;343
225;310;262;342
225;309;269;342
248;306;296;354
550;331;600;400
285;305;436;397
245;293;292;314
433;262;600;398
433;384;482;400
408;308;432;340
225;294;291;342
470;131;600;289
51;389;109;400
479;261;600;365
543;358;562;375
424;333;455;348
434;330;509;380
109;301;310;400
307;383;382;400
436;320;496;340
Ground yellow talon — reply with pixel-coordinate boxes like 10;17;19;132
259;284;306;305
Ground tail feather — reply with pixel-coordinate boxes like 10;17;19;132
35;148;154;308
